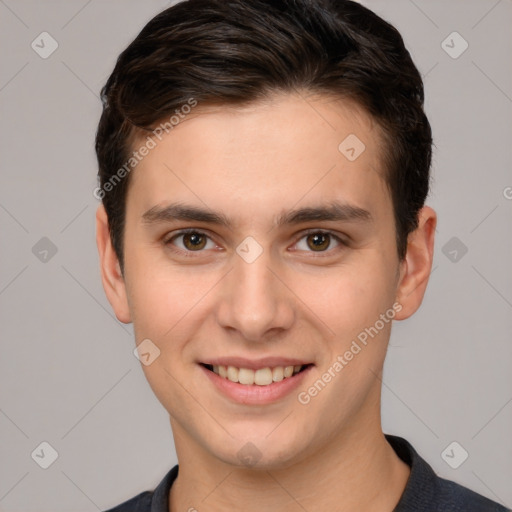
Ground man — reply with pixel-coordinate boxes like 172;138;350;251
94;0;509;510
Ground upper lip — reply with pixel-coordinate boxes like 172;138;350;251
201;357;312;370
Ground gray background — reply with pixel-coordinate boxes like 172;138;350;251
1;0;511;510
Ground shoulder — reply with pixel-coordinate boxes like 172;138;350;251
387;435;510;512
435;476;509;512
102;465;179;512
103;491;153;512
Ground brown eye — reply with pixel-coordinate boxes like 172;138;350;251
167;230;215;253
294;231;344;254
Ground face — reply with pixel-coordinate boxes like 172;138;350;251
97;92;435;469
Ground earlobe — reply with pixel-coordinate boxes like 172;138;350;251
96;204;132;324
394;206;437;320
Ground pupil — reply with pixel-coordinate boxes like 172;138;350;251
185;233;205;250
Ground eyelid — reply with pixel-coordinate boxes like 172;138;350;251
164;228;348;256
164;227;213;241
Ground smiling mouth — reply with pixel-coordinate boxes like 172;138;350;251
201;363;312;386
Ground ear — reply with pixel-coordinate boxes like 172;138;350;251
96;204;131;324
394;206;437;320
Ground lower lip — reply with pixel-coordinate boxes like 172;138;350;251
200;365;313;405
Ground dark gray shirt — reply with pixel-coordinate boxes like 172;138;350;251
104;435;510;511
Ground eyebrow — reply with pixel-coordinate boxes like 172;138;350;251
141;201;373;228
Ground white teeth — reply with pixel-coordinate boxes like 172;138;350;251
238;368;254;385
254;367;273;386
272;366;284;382
211;364;304;386
227;365;238;381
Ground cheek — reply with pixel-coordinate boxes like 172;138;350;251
295;258;396;335
126;261;222;359
129;276;188;339
127;272;197;408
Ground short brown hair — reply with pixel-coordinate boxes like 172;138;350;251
95;0;432;272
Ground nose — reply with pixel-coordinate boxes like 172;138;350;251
215;245;295;343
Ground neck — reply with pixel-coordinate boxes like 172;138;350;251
168;413;410;512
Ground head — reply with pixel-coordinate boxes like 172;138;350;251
96;0;436;469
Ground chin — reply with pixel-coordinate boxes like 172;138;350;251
206;430;310;471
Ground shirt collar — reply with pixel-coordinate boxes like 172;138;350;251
386;435;439;511
150;465;178;512
147;435;431;512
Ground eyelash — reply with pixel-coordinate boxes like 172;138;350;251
164;228;347;258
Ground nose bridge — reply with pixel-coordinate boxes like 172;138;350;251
216;242;294;341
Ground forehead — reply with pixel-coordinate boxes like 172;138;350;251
126;92;391;227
